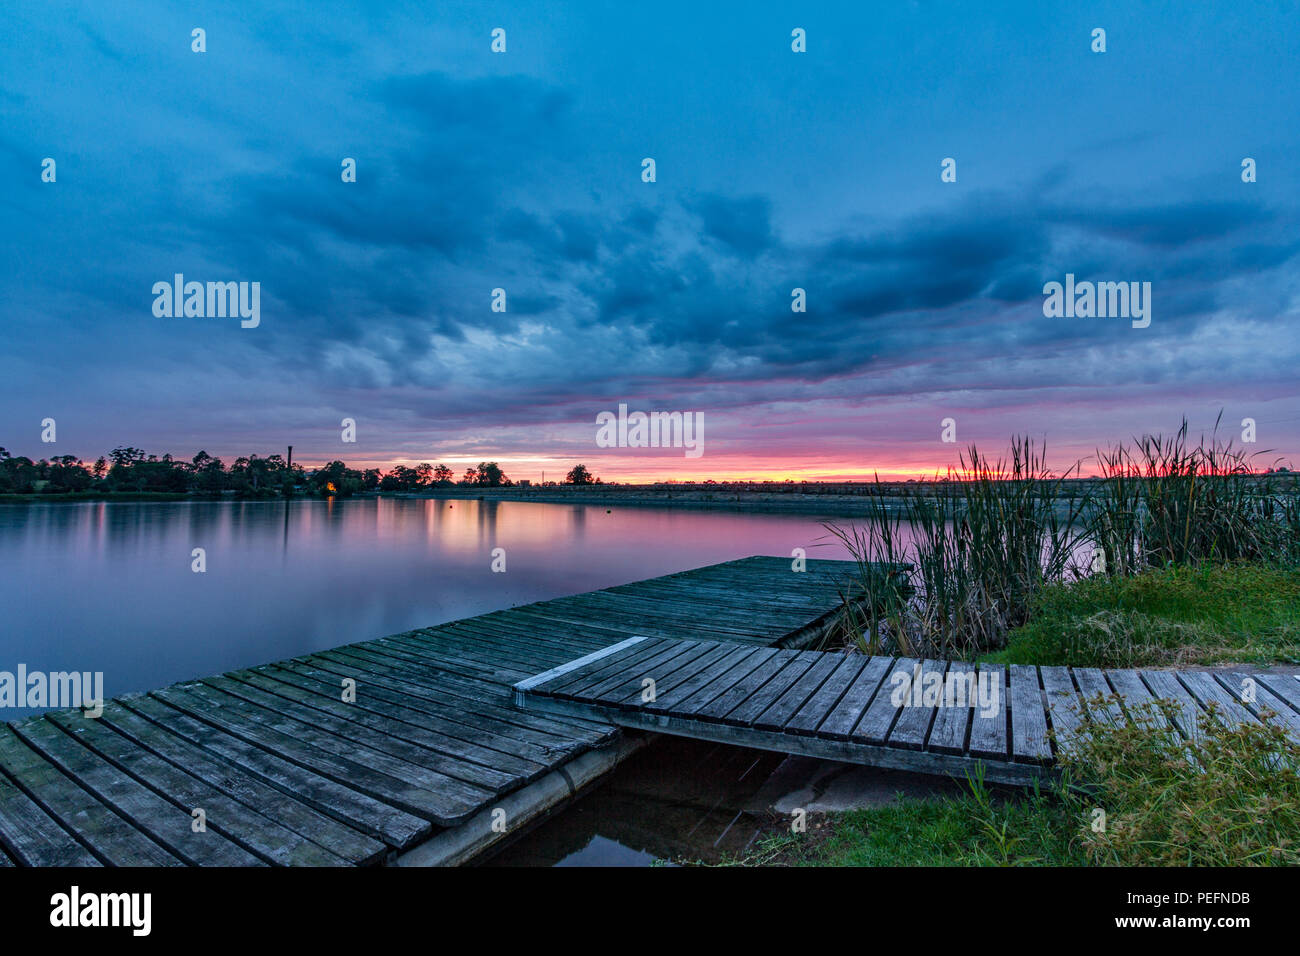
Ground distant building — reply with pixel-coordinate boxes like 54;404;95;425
517;479;531;487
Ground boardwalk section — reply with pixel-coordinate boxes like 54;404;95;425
515;638;1300;786
0;556;859;866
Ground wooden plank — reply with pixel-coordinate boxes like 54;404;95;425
784;655;868;736
885;659;947;749
367;634;523;680
1103;669;1174;731
967;664;1008;760
96;701;385;865
563;592;788;639
439;615;609;656
542;638;678;697
925;661;974;755
0;724;181;866
751;652;844;731
722;653;819;727
1176;671;1262;729
513;636;649;696
578;641;708;702
693;650;803;721
1220;673;1300;736
378;631;541;678
1255;673;1300;714
517;690;1051;788
152;683;483;825
847;658;913;744
1073;667;1125;727
199;673;530;790
637;643;747;712
214;671;545;783
301;650;610;741
673;647;780;715
1039;666;1086;757
120;694;430;850
1007;665;1051;762
1138;670;1208;742
259;662;577;763
45;710;348;867
647;645;758;712
818;656;894;738
600;641;735;706
10;718;264;866
0;761;100;866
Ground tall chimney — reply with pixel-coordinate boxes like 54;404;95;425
287;445;293;469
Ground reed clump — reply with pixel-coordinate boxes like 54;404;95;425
830;418;1299;658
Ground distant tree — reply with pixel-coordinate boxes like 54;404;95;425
45;455;92;492
386;465;422;490
565;464;596;485
108;447;146;468
460;468;479;486
433;464;455;485
309;460;363;497
185;451;227;495
104;447;190;492
0;454;37;493
476;462;510;487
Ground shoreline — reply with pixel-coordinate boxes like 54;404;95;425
0;488;918;518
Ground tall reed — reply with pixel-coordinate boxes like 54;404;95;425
1090;415;1298;570
829;437;1089;658
830;419;1299;658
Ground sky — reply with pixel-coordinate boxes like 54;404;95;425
2;1;1298;481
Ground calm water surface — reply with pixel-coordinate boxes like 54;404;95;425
0;498;856;716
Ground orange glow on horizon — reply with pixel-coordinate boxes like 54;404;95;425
294;456;974;484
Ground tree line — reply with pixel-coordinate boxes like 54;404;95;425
0;447;543;498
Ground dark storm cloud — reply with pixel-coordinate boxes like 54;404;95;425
693;194;775;256
1;0;1297;468
1046;200;1272;248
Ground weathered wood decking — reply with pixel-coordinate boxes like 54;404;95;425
0;556;857;866
515;638;1300;786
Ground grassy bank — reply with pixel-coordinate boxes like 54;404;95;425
987;563;1300;668
828;421;1298;659
775;559;1300;867
730;701;1300;867
800;420;1300;866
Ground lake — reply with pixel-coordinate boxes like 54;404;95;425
0;497;858;717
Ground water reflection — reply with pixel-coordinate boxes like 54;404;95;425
0;498;853;718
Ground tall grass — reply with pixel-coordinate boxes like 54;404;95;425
1091;415;1300;571
830;419;1299;658
1059;698;1300;865
829;438;1089;658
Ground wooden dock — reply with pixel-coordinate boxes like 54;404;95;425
514;637;1300;786
0;556;858;866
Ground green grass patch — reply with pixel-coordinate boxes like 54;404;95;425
727;702;1300;867
984;563;1300;668
734;782;1082;866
